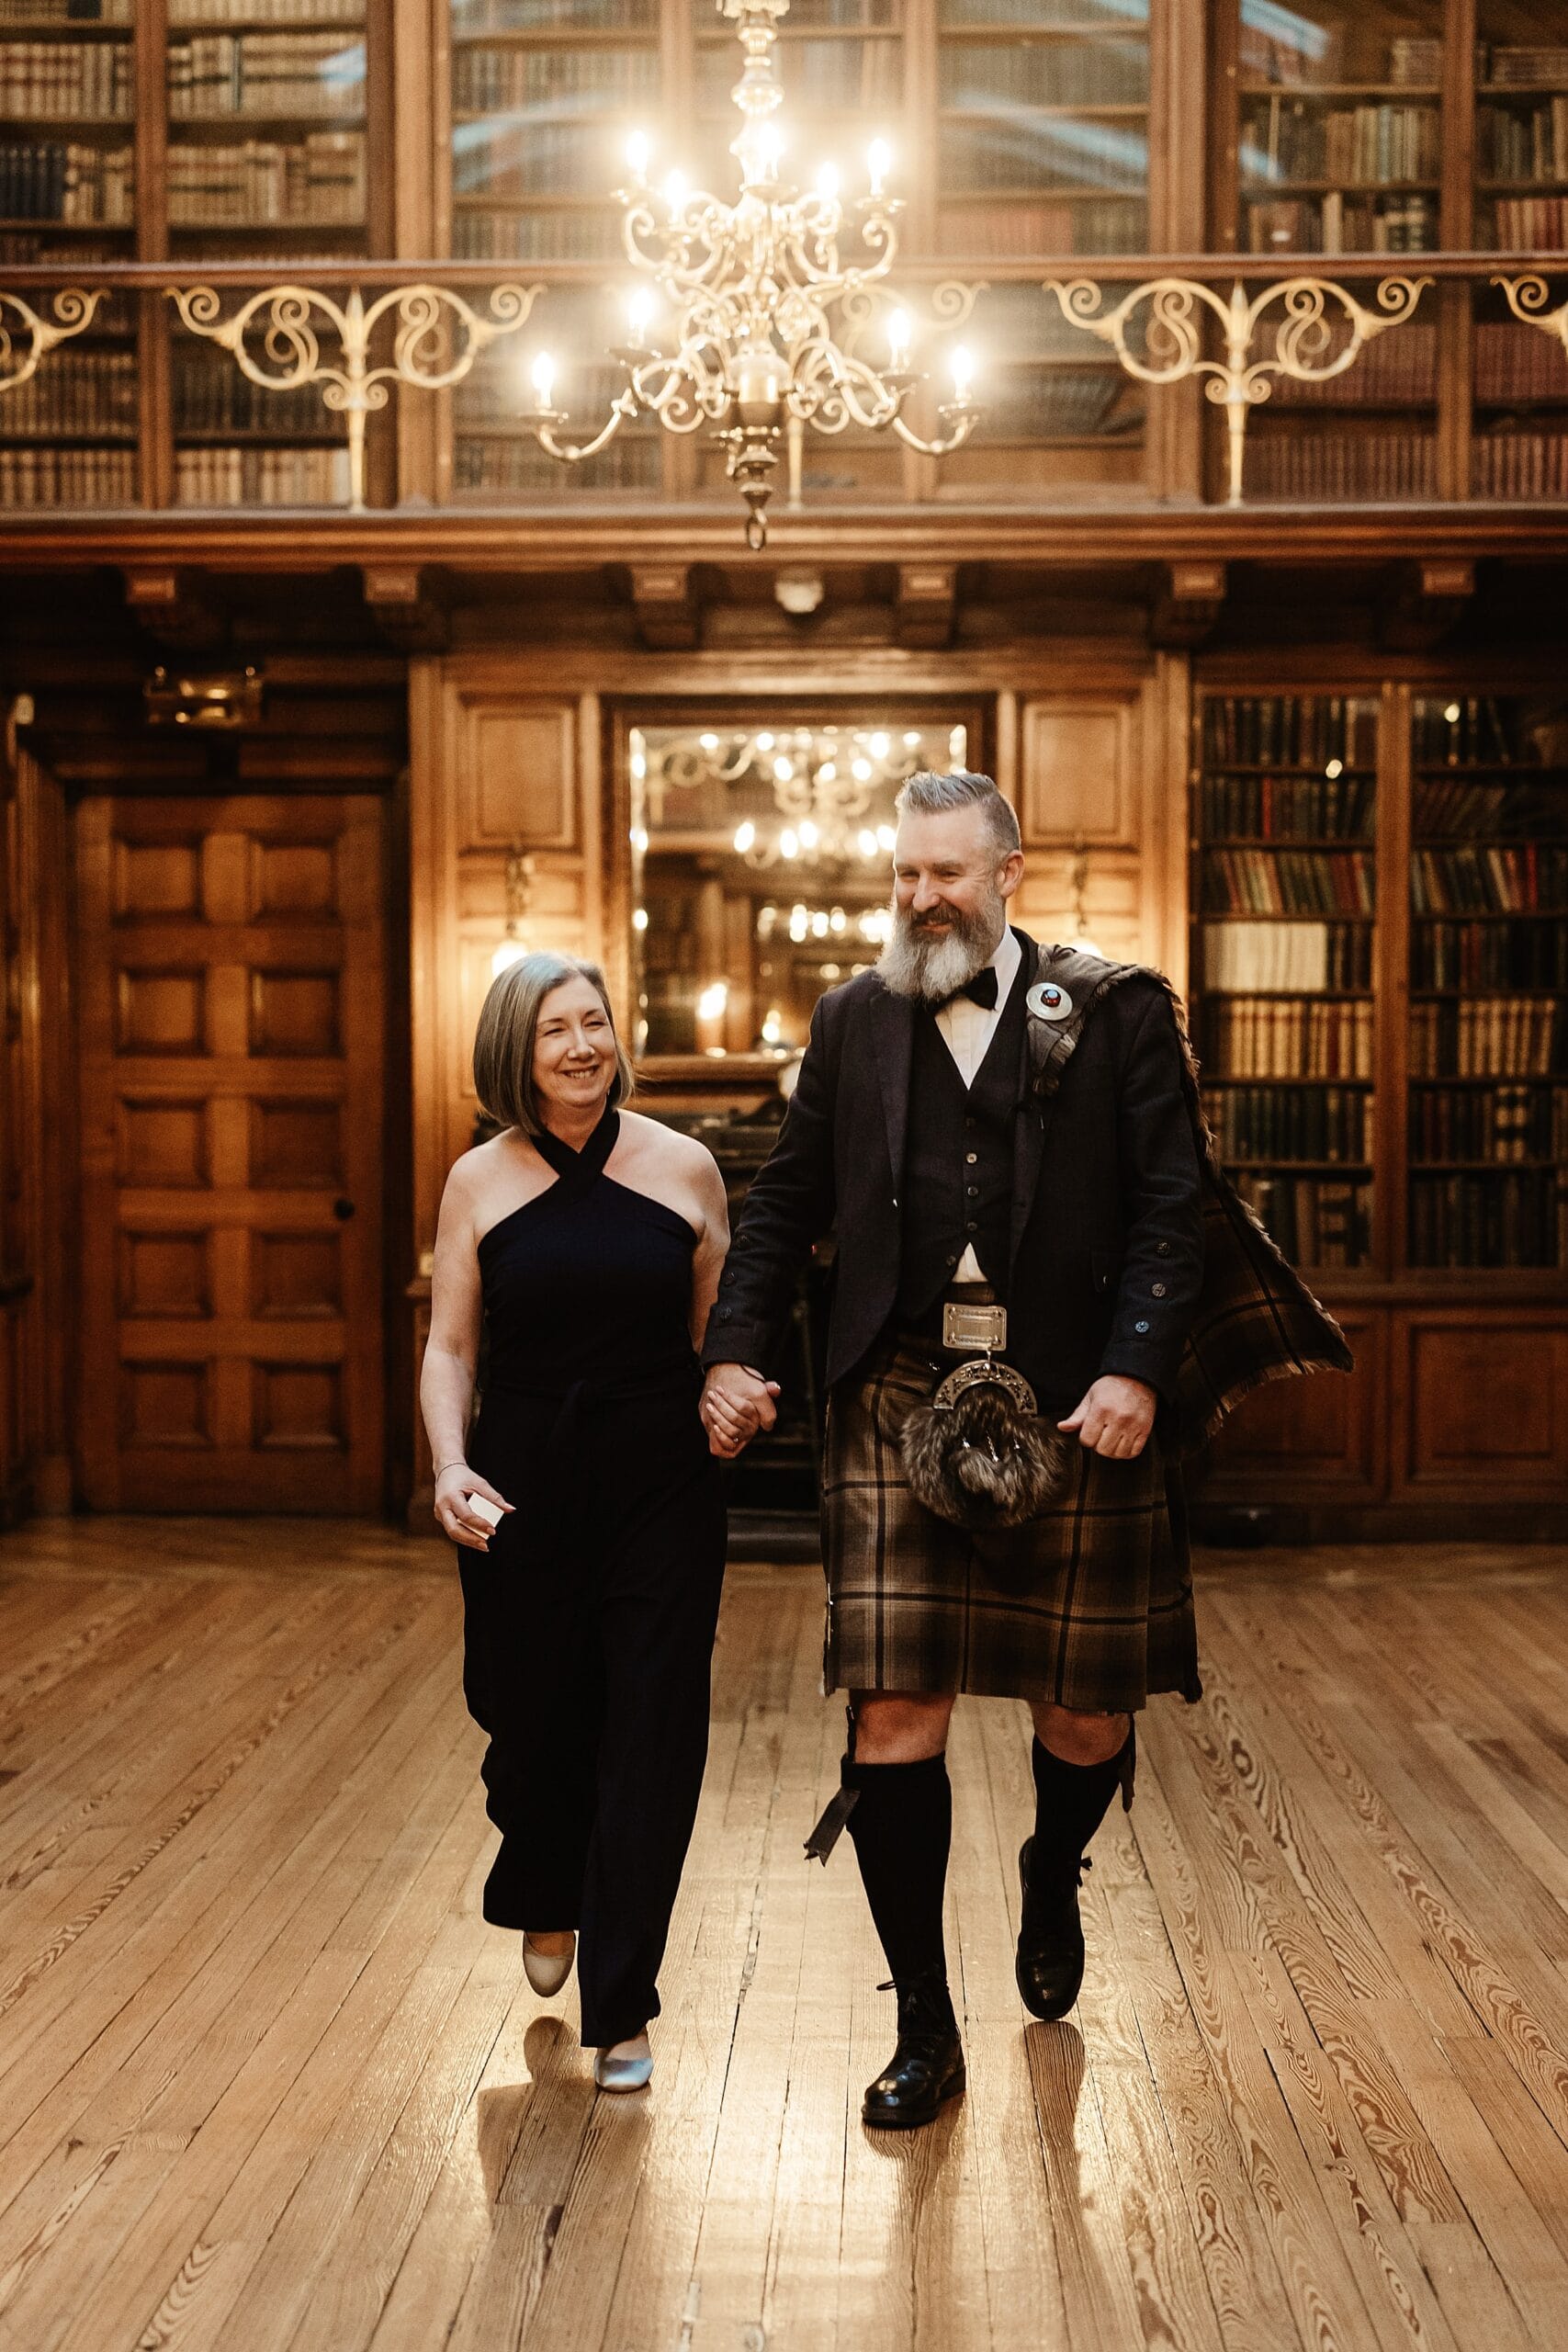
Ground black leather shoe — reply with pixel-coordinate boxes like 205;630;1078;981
1016;1838;1089;2021
862;1968;966;2130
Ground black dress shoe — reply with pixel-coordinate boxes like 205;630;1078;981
862;1967;966;2130
1016;1838;1089;2021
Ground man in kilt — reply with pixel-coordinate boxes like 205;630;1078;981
700;767;1349;2130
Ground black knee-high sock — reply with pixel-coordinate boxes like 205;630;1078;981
1028;1727;1134;1892
845;1752;952;1986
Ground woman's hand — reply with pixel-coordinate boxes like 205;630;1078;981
434;1464;513;1550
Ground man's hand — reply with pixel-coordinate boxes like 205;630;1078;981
701;1363;781;1459
1057;1374;1157;1460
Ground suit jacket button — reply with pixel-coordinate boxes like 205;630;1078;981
1156;1241;1171;1257
1134;1318;1150;1333
1151;1282;1168;1297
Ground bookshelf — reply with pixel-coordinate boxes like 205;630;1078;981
1190;691;1381;1271
1475;0;1568;254
1407;689;1568;1269
0;0;136;504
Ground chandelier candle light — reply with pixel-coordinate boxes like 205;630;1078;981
520;0;982;548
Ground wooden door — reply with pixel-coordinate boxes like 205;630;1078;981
74;795;387;1512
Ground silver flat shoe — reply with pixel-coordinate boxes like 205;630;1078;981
593;2041;652;2093
522;1933;576;1996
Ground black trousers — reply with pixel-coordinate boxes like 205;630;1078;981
460;1382;727;2049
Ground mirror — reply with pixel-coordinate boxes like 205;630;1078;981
628;715;970;1058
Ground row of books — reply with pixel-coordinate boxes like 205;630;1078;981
167;35;366;119
1202;1084;1372;1164
452;434;658;492
940;0;1141;21
942;41;1146;110
1409;1084;1568;1167
1407;1172;1564;1269
167;132;363;222
173;353;346;435
454;120;621;198
1414;779;1568;837
1411;844;1567;915
934;199;1148;256
1478;98;1568;186
1408;998;1563;1077
452;0;654;28
1473;434;1568;500
1268;322;1435;407
0;41;131;119
944;122;1145;195
0;0;130;18
174;444;350;503
695;40;898;112
1201;695;1378;769
1485;46;1568;88
458;361;620;426
1239;30;1437;88
1243;99;1439;187
454;46;656;111
1202;847;1375;917
1200;920;1373;991
172;0;362;17
0;346;135;434
1413;920;1568;992
1247;431;1437;501
1246;192;1435;252
1231;1173;1371;1268
1483;196;1568;245
0;444;132;502
452;206;619;259
0;140;131;221
1197;774;1374;841
993;370;1126;439
1412;695;1518;766
1474;322;1568;404
1199;998;1373;1079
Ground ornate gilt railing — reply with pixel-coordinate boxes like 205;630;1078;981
1;256;1566;517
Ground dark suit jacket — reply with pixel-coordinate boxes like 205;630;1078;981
702;929;1206;1414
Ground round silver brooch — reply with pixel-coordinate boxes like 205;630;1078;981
1026;980;1073;1023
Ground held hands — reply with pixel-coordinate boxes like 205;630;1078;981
701;1363;782;1459
1057;1374;1157;1461
434;1464;513;1551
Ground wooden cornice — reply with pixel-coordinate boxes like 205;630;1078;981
7;503;1568;573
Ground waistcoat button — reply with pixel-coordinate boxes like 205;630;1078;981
1134;1318;1150;1333
1151;1281;1168;1297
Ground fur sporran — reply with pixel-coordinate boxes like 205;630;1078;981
899;1360;1075;1531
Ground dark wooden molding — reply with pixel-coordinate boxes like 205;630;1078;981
1378;558;1477;653
362;564;450;653
628;563;700;650
895;562;958;650
1150;559;1226;649
119;567;225;651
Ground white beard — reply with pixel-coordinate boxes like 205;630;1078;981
876;894;1005;1004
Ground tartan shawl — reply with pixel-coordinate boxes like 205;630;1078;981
1024;942;1355;1459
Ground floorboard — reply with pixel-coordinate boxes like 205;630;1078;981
0;1520;1565;2352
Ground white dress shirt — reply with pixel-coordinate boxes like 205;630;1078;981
933;923;1021;1281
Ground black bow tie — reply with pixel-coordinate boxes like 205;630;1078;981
947;967;998;1012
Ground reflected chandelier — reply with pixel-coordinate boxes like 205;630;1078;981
521;0;982;548
642;722;967;865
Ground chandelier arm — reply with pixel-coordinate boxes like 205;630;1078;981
533;390;640;463
891;410;979;458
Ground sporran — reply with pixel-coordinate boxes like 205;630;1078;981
898;1354;1074;1531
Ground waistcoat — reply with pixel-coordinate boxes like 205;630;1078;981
896;970;1027;1324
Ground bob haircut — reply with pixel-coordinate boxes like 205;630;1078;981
472;951;635;1137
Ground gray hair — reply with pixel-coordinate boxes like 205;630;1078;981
894;767;1021;858
472;951;634;1136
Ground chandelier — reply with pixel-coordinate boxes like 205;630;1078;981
519;0;981;548
633;721;967;865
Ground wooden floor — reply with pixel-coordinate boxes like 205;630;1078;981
2;1525;1568;2352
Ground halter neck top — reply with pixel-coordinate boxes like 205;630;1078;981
477;1109;701;1397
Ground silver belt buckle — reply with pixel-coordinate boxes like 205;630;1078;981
942;1300;1008;1355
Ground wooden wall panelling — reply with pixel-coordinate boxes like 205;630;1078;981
1196;1304;1387;1502
1391;1310;1568;1501
13;743;73;1514
1014;673;1169;968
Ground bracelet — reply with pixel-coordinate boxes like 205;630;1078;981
434;1461;468;1480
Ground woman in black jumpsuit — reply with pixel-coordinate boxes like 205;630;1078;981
421;953;736;2090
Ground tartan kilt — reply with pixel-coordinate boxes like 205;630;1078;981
821;1340;1202;1711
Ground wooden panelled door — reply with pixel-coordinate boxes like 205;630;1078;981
74;796;387;1512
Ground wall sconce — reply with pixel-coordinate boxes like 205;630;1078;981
491;848;537;978
144;664;263;729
